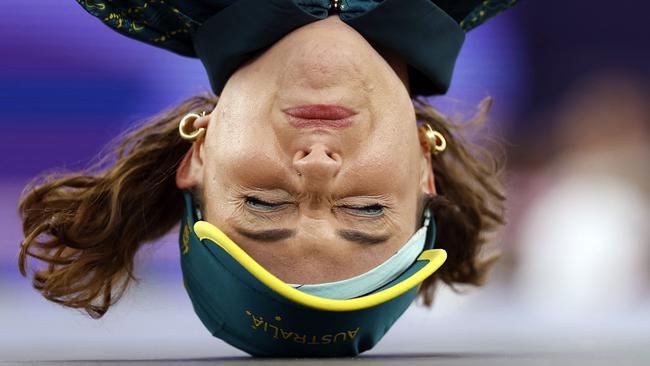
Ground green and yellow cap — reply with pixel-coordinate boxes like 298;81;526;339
178;191;446;357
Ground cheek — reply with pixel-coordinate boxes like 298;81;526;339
368;102;418;152
203;135;287;191
362;131;421;177
204;99;279;172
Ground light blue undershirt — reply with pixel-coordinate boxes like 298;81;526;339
291;218;430;299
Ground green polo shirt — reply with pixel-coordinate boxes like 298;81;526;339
76;0;518;96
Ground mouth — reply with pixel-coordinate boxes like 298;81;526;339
283;104;356;129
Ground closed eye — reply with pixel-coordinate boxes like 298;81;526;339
244;196;290;212
340;204;385;217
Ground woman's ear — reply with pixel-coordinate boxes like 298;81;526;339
176;115;210;189
418;127;437;196
176;144;203;189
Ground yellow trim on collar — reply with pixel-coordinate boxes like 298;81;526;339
193;221;447;312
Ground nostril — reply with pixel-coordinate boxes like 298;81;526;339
293;144;342;165
293;150;308;161
328;151;341;162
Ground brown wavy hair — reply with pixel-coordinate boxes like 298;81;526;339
413;96;505;305
17;93;505;318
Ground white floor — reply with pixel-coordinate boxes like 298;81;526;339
2;261;649;363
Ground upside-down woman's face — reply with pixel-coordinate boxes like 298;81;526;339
177;16;435;284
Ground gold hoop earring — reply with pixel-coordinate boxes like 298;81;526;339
422;123;447;154
179;111;207;141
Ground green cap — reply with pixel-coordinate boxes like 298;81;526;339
179;191;447;356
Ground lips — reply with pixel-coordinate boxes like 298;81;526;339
283;104;356;129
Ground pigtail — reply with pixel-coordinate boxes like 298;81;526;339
18;93;219;318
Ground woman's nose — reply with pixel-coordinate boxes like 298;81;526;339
293;143;342;182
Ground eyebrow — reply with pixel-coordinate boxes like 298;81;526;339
336;229;391;245
234;227;295;242
233;226;391;245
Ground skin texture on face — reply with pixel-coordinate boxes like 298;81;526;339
177;15;435;284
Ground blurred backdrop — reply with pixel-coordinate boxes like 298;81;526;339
1;0;649;361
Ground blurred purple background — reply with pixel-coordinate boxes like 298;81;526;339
1;0;649;362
